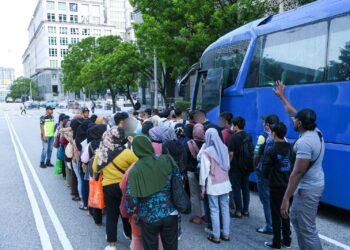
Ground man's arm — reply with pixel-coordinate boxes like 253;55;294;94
273;80;297;116
40;117;47;142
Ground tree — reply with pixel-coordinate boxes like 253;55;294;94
9;77;38;100
80;40;145;112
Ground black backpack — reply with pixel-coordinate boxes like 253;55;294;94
238;132;254;174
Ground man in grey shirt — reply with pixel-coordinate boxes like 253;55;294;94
274;81;325;250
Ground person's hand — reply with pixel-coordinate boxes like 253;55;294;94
127;136;134;144
200;189;205;200
280;198;290;219
273;80;286;99
42;136;47;143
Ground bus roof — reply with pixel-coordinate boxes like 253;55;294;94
203;0;350;55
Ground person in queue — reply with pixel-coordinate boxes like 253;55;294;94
125;135;180;250
254;114;280;235
219;112;234;146
39;105;56;168
262;122;292;249
198;128;231;244
274;80;325;250
93;127;138;250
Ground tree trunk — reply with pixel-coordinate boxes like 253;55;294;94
164;66;176;106
125;84;136;110
110;90;116;113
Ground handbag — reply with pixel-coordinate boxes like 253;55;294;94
65;142;73;158
88;174;105;209
168;156;191;214
54;160;62;174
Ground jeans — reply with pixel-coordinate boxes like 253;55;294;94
72;162;83;198
257;174;273;231
103;183;131;243
291;187;324;250
187;171;201;218
208;193;230;239
140;215;178;250
230;168;250;213
40;137;54;163
270;189;291;248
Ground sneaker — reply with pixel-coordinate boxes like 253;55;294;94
46;162;54;167
105;245;116;250
264;242;281;249
40;162;46;168
123;232;131;240
281;243;291;249
204;227;212;234
256;227;273;235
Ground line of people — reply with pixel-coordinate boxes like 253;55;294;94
38;81;325;250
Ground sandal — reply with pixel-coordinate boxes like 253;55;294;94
207;234;220;244
220;235;230;241
189;218;202;225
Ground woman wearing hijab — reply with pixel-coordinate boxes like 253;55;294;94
81;124;107;219
198;128;232;243
93;127;138;250
148;126;167;156
141;120;153;136
186;124;205;225
125;135;179;250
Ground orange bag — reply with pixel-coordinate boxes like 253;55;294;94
88;174;105;209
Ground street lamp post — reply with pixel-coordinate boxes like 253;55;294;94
154;48;158;109
29;80;32;100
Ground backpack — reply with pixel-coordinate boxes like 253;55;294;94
238;132;254;174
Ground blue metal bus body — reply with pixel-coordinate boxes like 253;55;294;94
190;0;350;210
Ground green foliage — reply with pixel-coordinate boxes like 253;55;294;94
62;36;145;112
175;100;191;111
9;77;38;99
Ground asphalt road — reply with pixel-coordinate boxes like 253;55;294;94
0;103;349;250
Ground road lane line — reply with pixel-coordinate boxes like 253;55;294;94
319;234;350;250
7;115;74;250
5;115;53;250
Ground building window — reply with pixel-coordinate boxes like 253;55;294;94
59;14;67;22
47;13;56;22
71;38;79;44
58;2;66;11
49;48;58;57
92;29;101;36
245;21;328;88
105;30;112;36
69;3;78;12
48;26;56;33
91;17;100;25
47;1;55;10
50;60;58;68
327;14;350;81
48;37;57;45
70;28;79;35
82;28;90;36
70;15;78;23
61;49;68;57
60;37;68;46
52;74;57;80
59;27;67;34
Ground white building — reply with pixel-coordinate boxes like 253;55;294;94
23;0;136;100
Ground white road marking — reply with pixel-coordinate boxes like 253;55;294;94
5;115;53;250
319;234;350;250
6;114;74;250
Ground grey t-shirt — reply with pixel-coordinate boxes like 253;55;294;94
293;129;325;189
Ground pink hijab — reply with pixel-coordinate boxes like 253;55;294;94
187;123;205;158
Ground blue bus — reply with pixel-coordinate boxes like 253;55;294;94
180;0;350;210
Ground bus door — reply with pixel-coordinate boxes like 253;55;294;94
192;68;223;124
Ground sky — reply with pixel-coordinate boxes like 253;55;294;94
0;0;38;78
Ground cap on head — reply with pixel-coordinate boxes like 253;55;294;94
262;114;279;126
46;105;55;110
82;107;90;113
295;108;317;128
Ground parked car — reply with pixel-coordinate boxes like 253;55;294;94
45;100;59;108
67;100;81;109
15;98;22;103
58;100;68;109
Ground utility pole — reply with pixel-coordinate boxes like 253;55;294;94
154;48;158;109
29;80;33;100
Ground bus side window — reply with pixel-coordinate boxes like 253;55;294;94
327;13;350;82
245;21;328;87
